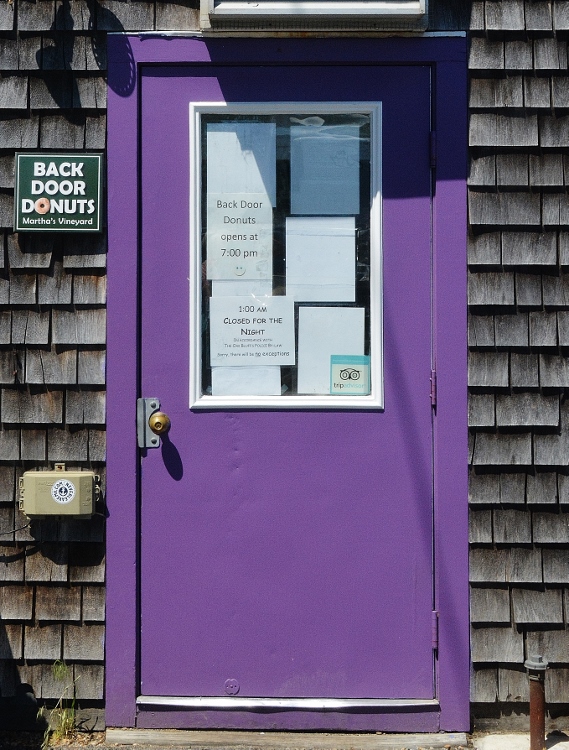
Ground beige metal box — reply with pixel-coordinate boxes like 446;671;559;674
19;464;100;518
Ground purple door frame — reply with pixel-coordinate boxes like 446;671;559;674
106;36;468;732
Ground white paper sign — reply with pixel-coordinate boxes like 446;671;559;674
211;366;281;396
286;216;356;302
290;125;360;216
210;296;295;367
297;307;365;394
207;192;273;280
207;122;276;204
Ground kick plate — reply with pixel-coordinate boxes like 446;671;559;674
137;696;440;709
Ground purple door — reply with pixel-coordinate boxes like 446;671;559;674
139;61;434;726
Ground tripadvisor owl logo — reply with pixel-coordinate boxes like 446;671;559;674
330;355;370;396
14;153;102;232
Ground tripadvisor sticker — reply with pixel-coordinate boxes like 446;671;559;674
14;153;102;232
330;355;370;396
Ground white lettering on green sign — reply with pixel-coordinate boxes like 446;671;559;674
14;153;102;233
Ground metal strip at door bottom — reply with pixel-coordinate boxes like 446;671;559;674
137;696;440;709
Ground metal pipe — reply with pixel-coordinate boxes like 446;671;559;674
525;654;548;750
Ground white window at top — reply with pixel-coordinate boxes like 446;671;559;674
201;0;427;28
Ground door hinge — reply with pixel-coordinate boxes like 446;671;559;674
430;369;437;408
431;610;439;650
429;131;436;169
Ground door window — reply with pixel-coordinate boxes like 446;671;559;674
190;103;383;409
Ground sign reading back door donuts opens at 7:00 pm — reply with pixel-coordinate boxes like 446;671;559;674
14;153;103;232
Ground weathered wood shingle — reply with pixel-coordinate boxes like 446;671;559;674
511;588;563;624
38;262;72;304
526;472;557;505
505;40;533;70
0;585;33;620
470;114;539;148
508;548;543;583
473;433;532;466
35;585;81;620
469;352;509;388
469;314;496;346
469;192;541;227
23;624;61;660
498;668;528;702
25;347;77;384
73;663;104;699
46;428;89;461
10;310;50;344
471;626;524;663
470;587;511;624
494;313;528;347
0;624;23;660
539;354;569;387
1;389;62;423
496;154;529;187
63;623;104;660
493;509;531;543
534;38;568;70
485;0;525;32
470;77;524;108
511;353;539;387
0;116;39;148
472;668;499;702
543;549;569;583
469;272;516;306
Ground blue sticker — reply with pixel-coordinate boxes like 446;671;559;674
330;355;370;395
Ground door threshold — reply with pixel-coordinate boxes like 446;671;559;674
107;728;467;748
137;696;440;710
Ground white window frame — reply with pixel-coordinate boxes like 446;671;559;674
189;101;383;410
204;0;426;21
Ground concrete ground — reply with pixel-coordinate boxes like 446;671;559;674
106;729;470;749
0;730;472;749
4;729;569;750
472;731;569;750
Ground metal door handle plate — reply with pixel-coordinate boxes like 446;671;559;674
137;398;170;449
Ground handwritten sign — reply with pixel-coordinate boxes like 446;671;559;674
209;296;295;367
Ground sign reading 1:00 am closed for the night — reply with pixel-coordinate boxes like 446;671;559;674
14;153;102;232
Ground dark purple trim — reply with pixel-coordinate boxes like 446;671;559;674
432;58;469;731
106;43;140;728
106;35;468;731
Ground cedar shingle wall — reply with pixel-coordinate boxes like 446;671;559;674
1;0;567;726
469;0;569;714
0;0;111;708
0;0;198;714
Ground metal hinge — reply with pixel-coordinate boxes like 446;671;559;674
137;397;161;449
429;131;436;169
431;610;439;650
430;369;437;408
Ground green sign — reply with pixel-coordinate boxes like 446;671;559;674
14;153;102;232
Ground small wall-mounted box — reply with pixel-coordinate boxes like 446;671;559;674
19;464;100;519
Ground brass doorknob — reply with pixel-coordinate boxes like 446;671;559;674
148;411;171;436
